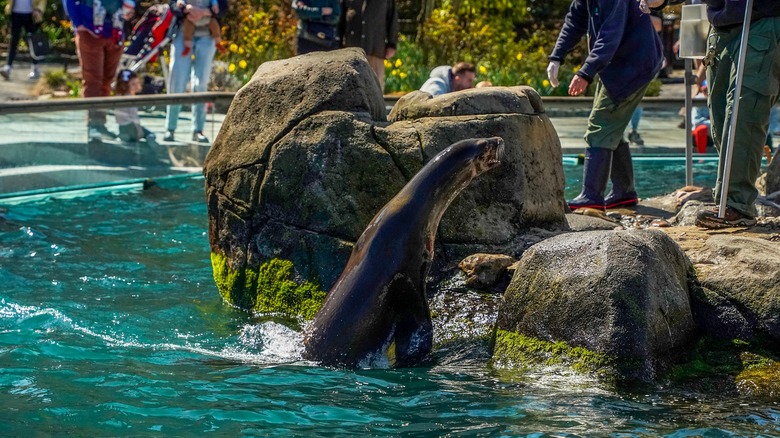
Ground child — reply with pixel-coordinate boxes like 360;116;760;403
691;80;711;153
178;0;223;57
114;69;158;145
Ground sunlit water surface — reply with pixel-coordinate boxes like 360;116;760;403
1;161;778;435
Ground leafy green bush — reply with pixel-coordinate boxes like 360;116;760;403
219;0;296;83
389;4;590;96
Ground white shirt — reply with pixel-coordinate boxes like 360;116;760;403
12;0;34;14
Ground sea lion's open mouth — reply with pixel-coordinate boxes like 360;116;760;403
486;137;504;167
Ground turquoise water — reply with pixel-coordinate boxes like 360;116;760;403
1;163;778;435
563;155;721;200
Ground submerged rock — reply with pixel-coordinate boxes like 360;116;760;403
495;229;697;383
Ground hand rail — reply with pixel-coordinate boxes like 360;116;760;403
0;92;237;115
0;92;715;116
383;95;709;110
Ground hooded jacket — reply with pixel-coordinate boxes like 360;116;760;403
705;0;780;29
419;65;452;96
549;0;663;103
63;0;132;40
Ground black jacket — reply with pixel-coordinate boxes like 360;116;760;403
339;0;398;58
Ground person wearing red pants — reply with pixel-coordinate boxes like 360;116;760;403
64;0;135;142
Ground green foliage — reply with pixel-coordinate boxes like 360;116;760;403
384;35;428;92
406;2;589;96
43;69;69;89
219;0;297;84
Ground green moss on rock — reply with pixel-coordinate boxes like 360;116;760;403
211;253;326;319
736;361;780;398
211;252;255;309
669;337;780;397
492;329;615;379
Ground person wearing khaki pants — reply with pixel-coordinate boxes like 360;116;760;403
64;0;135;142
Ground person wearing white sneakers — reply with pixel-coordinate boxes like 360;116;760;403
1;0;46;80
63;0;135;142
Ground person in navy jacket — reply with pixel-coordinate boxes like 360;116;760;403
547;0;666;211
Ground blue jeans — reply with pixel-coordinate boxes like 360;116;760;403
165;32;216;133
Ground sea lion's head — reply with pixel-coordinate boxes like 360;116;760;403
470;137;504;175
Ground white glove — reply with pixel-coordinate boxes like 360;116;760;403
547;61;560;87
638;0;650;14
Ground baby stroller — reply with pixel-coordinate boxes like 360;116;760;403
121;3;179;93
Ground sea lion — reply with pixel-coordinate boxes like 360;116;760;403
302;137;505;368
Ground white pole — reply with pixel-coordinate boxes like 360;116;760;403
684;58;693;186
718;0;754;218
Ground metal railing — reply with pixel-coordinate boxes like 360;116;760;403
0;91;712;116
0;91;236;115
0;92;235;201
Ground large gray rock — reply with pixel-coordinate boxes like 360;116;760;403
495;229;697;383
685;235;780;341
204;48;566;309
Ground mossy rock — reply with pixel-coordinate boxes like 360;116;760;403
492;329;617;381
668;337;780;398
211;252;326;320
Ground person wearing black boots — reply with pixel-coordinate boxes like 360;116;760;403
547;0;668;211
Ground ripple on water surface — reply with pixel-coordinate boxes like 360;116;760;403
0;175;778;435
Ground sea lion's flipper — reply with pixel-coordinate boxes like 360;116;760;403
389;274;433;366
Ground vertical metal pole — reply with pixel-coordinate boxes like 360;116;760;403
684;58;694;186
718;0;753;218
210;101;215;141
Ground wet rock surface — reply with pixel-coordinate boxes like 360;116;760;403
204;48;566;305
496;229;697;383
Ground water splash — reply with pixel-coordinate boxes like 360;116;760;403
0;299;303;366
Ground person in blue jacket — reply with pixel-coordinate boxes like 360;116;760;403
419;62;476;96
64;0;134;142
547;0;667;211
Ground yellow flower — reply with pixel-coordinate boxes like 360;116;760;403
516;52;523;61
573;65;580;73
391;69;399;76
228;63;236;73
399;72;407;79
238;47;245;55
239;60;248;69
384;59;392;68
394;58;402;68
543;79;550;87
479;65;487;74
229;43;238;53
